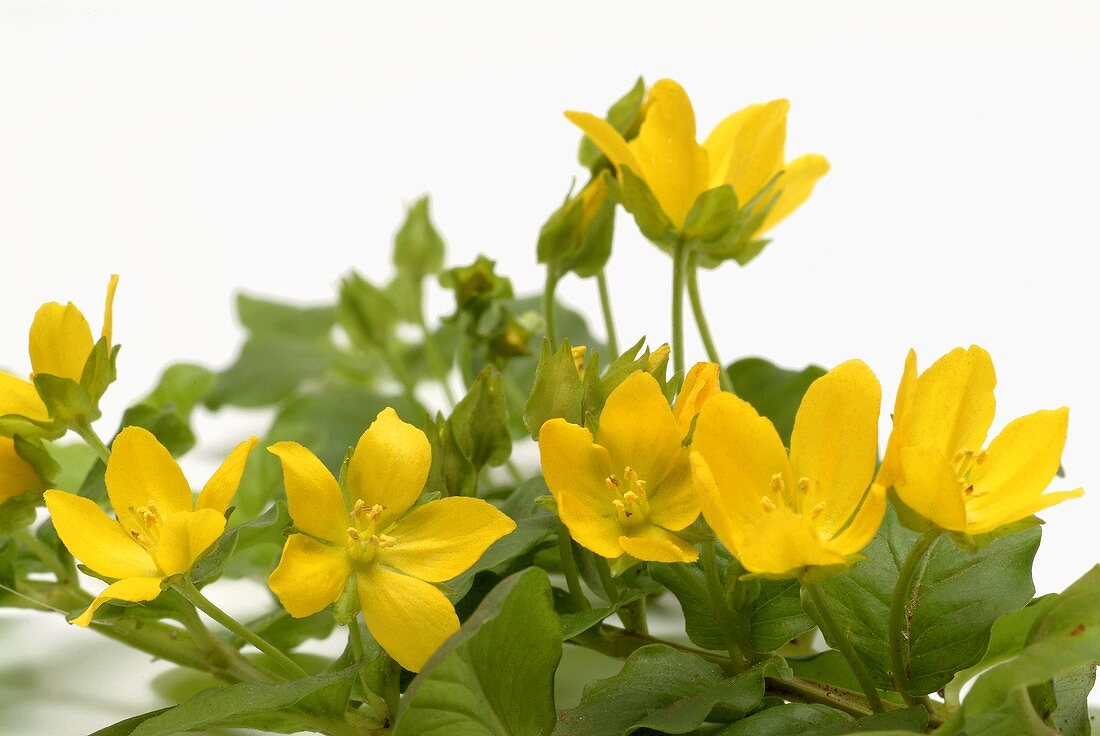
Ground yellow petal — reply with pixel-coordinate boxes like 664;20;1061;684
150;509;227;577
106;426;194;540
758;154;830;234
0;372;49;422
44;489;159;579
897;447;967;532
539;418;615;503
357;564;459;672
674;362;721;436
71;576;164;627
381;497;516;583
597;371;683;488
645;449;699;532
967;488;1084;536
907;346;996;459
722;99;789;204
690;451;740;556
348;408;431;525
268;441;347;542
195;437;259;515
102;274;119;345
563;111;642;176
28;301;95;382
625;78;710;227
558;486;628;560
703;103;761;188
269;534;351;617
827;483;887;556
738;506;846;577
0;437;44;504
789;360;881;538
691;392;793;536
619;526;698;563
877;349;918;490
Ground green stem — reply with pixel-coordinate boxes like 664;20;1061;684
671;239;687;376
73;421;111;464
593;555;618;603
16;530;71;584
418;315;458;408
347;618;388;721
701;540;747;672
557;521;589;611
619;597;648;635
888;529;941;705
457;313;476;389
685;251;734;392
543;265;560;347
806;582;885;713
176;578;309;680
595;270;620;357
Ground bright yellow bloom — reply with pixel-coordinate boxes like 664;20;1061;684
267;408;515;672
879;346;1083;536
673;362;721;435
44;427;256;626
691;360;885;579
539;371;700;565
566;79;829;231
0;275;119;424
0;437;44;504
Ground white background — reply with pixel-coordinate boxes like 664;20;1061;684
2;1;1098;733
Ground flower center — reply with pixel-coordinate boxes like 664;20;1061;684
126;499;162;548
763;474;827;521
607;466;650;529
345;499;397;563
952;448;988;499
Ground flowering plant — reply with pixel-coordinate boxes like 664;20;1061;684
1;78;1095;736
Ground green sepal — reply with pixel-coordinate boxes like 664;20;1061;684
423;412;477;498
683;184;740;243
450;366;512;470
523;338;584;439
439;255;514;320
32;374;93;427
80;337;119;409
331;574;360;626
13;435;58;487
614;166;676;249
0;490;39;535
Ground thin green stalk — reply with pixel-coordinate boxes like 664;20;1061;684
418;315;458;408
176;578;309;680
619;597;648;635
701;540;747;672
457;312;476;389
73;421;111;464
347;618;389;721
593;555;618;603
543;265;560;347
595;269;620;356
888;529;941;705
16;530;70;584
557;521;589;611
671;239;687;376
685;251;734;392
806;582;885;713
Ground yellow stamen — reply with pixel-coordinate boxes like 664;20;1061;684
347;527;361;541
761;497;777;513
810;501;827;519
797;477;811;494
770;474;785;494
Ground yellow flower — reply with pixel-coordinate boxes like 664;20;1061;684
43;427;256;626
879;346;1083;536
539;371;700;565
691;360;885;579
673;362;721;435
0;437;44;504
267;408;515;673
0;275;119;424
566;79;829;231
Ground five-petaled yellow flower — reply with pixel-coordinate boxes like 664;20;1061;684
0;437;44;505
878;346;1083;536
44;427;257;626
566;79;829;232
0;275;119;424
539;371;701;566
267;408;515;673
691;360;885;579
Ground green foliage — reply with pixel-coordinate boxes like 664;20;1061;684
450;366;512;469
396;569;561;735
726;357;827;444
394;196;446;281
804;508;1041;695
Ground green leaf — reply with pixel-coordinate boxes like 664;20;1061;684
802;707;928;735
140;363;215;417
237;293;336;339
396;569;562;736
206;337;337;409
806;508;1040;696
423;412;478;499
788;651;904;707
711;703;849;735
338;270;401;351
394;195;446;279
725;358;826;444
555;646;789;736
451;366;512;469
577;77;646;172
87;708;173;736
940;566;1100;735
129;666;358;736
191;501;292;585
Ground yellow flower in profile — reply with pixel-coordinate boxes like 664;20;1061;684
44;427;256;626
691;360;885;579
879;346;1083;536
673;362;721;435
0;437;44;504
267;408;515;673
539;371;700;565
566;79;829;232
0;275;119;424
